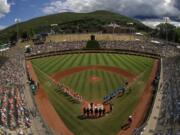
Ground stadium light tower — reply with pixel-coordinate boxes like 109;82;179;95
15;18;21;42
50;24;58;35
164;17;170;42
127;22;134;41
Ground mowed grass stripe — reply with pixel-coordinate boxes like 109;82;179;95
51;54;77;72
77;72;87;98
66;54;84;68
81;53;90;66
128;55;154;70
101;54;118;93
108;54;127;69
96;70;105;100
72;72;83;92
84;54;92;99
133;56;153;68
66;73;80;91
45;55;72;74
96;53;100;64
114;72;126;86
122;55;148;72
82;70;90;100
61;54;85;87
96;53;105;65
32;56;54;68
68;55;87;92
42;56;68;73
91;53;97;65
61;74;72;87
103;54;116;66
110;72;122;89
113;54;133;71
89;70;94;100
94;71;104;100
114;55;137;73
32;56;55;66
56;54;79;71
40;56;62;71
101;70;110;96
62;54;85;91
103;54;123;89
78;54;87;66
120;55;142;73
95;70;103;100
32;54;155;135
38;79;96;135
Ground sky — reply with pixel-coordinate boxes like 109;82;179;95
1;0;180;29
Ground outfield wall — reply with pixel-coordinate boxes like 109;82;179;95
25;49;161;60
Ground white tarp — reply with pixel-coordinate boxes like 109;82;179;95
150;40;161;44
135;32;144;36
0;47;9;52
25;45;30;48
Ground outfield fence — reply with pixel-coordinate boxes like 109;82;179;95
26;49;161;60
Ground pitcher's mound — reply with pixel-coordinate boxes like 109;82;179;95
89;75;102;84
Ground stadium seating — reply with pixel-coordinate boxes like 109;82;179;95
0;47;32;134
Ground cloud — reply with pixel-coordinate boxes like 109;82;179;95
142;19;180;28
42;0;180;18
0;25;6;30
0;0;11;18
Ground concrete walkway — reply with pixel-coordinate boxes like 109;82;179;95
142;59;164;135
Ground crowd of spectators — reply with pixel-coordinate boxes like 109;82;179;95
26;41;86;56
100;41;179;57
153;56;180;135
0;47;32;134
26;40;180;58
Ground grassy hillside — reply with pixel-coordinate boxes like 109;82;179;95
0;10;149;44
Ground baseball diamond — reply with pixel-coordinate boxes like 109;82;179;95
29;53;158;135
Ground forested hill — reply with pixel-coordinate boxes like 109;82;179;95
0;10;149;43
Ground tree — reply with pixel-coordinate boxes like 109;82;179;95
175;28;180;43
156;23;176;41
9;31;17;42
21;31;29;40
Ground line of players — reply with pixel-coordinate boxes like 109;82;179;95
82;103;107;118
58;83;83;102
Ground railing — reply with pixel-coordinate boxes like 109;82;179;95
25;49;161;60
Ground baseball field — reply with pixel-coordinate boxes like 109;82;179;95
31;53;157;135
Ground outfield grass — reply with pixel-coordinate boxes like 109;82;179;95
32;53;155;135
32;53;153;75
